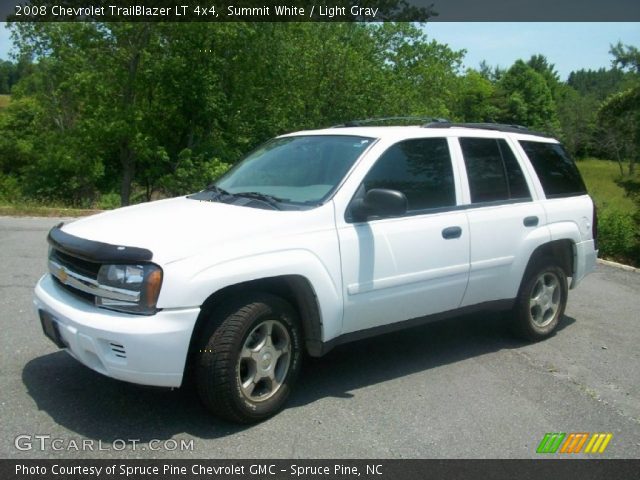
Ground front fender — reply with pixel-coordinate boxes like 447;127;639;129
160;249;344;342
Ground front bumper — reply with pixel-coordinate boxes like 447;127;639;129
34;274;200;387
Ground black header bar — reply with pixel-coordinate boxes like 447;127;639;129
2;0;640;22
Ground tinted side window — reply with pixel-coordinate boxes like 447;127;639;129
461;138;508;202
363;138;455;211
519;141;587;198
497;139;531;200
461;137;531;203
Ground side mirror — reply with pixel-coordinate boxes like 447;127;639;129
350;188;408;222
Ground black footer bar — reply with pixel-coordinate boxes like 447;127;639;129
4;459;640;480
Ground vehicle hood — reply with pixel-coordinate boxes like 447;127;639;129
60;197;302;265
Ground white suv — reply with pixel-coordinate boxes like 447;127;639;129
34;121;598;423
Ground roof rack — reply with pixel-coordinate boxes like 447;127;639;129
422;122;553;137
332;116;450;128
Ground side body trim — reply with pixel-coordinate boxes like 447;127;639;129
317;298;515;356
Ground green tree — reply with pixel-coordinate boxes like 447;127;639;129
564;64;635;159
609;42;640;72
598;43;640;175
477;60;504;82
373;23;464;117
495;60;559;132
8;22;231;205
555;84;599;157
0;21;464;207
599;88;639;175
568;67;631;100
452;69;499;122
0;60;21;94
527;54;560;99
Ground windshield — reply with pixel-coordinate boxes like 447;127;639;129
214;135;374;205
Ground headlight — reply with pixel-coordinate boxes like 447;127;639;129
95;264;163;315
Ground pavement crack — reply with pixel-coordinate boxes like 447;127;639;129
511;348;640;426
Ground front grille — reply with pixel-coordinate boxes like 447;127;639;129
49;248;101;303
52;275;95;303
48;248;141;308
51;249;101;278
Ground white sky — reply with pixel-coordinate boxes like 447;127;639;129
425;22;640;79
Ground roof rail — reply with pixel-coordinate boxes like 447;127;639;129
422;122;553;137
332;116;450;128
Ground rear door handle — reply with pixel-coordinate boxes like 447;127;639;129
442;226;462;239
523;216;539;227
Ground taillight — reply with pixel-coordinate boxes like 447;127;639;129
592;200;598;250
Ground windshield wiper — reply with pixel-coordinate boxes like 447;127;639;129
233;191;286;210
203;184;232;197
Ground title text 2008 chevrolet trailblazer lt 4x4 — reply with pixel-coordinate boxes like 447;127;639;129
35;121;598;423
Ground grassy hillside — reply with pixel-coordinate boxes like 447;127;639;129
577;158;639;266
576;158;637;214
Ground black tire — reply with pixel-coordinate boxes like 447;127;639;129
195;293;302;424
512;259;568;341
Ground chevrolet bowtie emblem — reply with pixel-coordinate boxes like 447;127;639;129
58;266;68;283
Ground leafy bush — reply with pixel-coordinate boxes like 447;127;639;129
0;174;23;202
95;192;121;210
597;210;638;263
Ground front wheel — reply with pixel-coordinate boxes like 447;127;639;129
196;294;302;423
513;261;568;341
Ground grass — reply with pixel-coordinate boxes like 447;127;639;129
576;158;639;267
576;158;638;214
0;95;10;109
0;203;101;218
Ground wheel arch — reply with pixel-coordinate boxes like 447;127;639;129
520;239;575;292
186;274;324;378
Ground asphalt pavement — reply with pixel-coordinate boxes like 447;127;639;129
1;216;639;459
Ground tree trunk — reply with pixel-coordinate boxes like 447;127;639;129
120;144;135;206
117;24;151;207
633;122;640;176
613;145;624;177
145;179;151;202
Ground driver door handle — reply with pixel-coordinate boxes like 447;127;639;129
442;226;462;239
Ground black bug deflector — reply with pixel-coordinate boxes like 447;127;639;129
47;223;153;263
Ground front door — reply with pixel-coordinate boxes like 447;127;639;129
337;137;470;334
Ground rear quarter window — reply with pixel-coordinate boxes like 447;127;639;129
519;141;587;198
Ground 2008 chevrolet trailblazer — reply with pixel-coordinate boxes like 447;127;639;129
34;121;598;423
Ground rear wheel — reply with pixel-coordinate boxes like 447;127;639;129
513;260;568;341
196;294;302;423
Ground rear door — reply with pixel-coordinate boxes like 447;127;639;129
337;137;470;334
456;136;548;306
